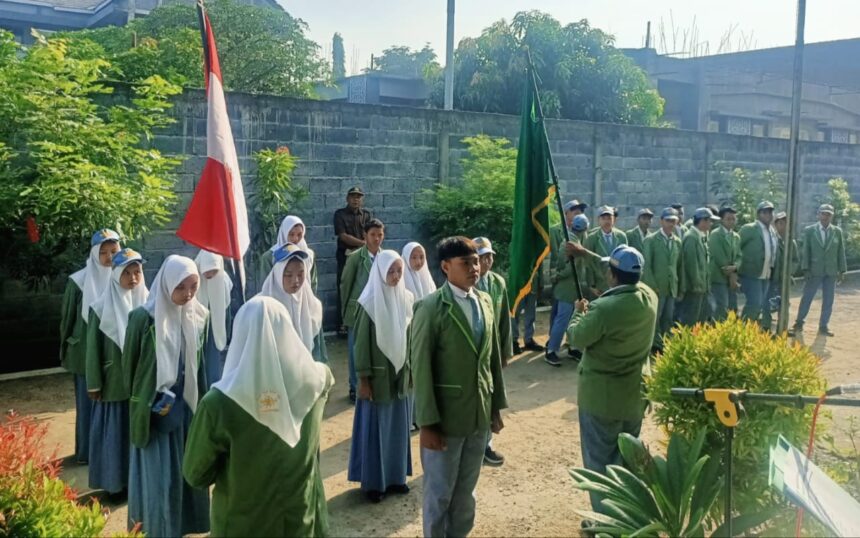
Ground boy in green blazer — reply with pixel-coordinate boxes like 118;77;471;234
626;208;654;254
642;208;682;350
547;214;591;366
679;208;718;325
793;204;848;336
411;237;507;538
340;218;385;402
738;201;779;326
583;205;628;294
708;207;741;321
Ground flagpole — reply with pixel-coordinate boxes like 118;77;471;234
526;50;583;301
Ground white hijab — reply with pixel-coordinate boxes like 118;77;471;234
143;255;208;412
275;215;314;266
357;250;414;373
70;241;117;320
194;250;233;351
401;242;436;300
258;255;322;354
213;295;330;447
90;260;148;351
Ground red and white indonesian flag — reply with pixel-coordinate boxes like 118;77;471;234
177;7;249;261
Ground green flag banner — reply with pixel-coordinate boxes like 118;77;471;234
507;66;554;316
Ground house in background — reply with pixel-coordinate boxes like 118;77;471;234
315;72;429;107
624;38;860;143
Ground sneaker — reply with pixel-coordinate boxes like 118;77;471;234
819;327;835;336
512;341;523;355
544;352;562;367
524;339;544;351
567;348;582;361
483;446;505;466
349;390;356;404
337;325;349;339
410;422;419;433
366;490;385;503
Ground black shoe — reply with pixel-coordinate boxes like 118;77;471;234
386;484;410;494
410;422;419;432
544;352;562;367
524;339;544;351
819;327;834;336
483;446;505;466
650;345;663;356
337;325;349;339
512;341;523;355
349;390;356;403
366;490;385;503
567;348;582;361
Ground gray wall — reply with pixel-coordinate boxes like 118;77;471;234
143;90;860;326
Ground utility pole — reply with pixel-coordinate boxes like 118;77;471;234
778;0;806;334
444;0;455;110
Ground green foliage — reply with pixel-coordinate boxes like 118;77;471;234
61;0;329;97
370;44;441;79
428;11;664;125
648;314;826;515
820;177;860;262
417;135;517;271
332;33;346;80
0;31;181;287
709;165;786;226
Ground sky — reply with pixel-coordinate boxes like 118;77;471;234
281;0;860;75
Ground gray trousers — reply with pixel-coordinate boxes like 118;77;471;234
421;429;488;538
579;409;643;513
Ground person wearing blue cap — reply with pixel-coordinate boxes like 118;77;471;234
679;208;719;325
86;248;147;494
738;201;778;326
708;207;741;321
547;200;589;346
642;208;683;351
792;204;848;336
566;245;657;516
626;208;654;255
547;214;591;366
60;228;121;463
583;205;628;295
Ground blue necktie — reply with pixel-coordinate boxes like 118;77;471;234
604;233;614;252
468;293;484;346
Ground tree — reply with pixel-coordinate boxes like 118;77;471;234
370;44;441;78
428;11;664;126
61;0;329;97
332;32;346;79
0;31;182;286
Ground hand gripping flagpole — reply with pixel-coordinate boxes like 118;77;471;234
526;50;583;301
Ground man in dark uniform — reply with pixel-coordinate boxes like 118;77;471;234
333;186;373;335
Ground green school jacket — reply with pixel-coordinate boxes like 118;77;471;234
59;279;87;374
800;224;848;277
641;231;682;298
122;307;208;448
583;228;628;292
478;271;513;362
567;282;658;421
183;379;332;538
410;284;508;438
86;309;130;401
550;226;589;303
738;221;774;278
708;225;741;285
680;226;710;295
353;306;410;404
339;246;374;328
625;227;649;255
773;236;800;283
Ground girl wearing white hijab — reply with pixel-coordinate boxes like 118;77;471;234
402;242;437;300
195;250;233;387
259;243;326;362
85;248;148;494
60;228;121;463
347;250;415;503
122;255;210;537
184;296;334;537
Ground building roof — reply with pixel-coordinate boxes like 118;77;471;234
4;0;110;12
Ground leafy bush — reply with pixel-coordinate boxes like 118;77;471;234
710;165;786;226
820;177;860;264
417;135;518;271
648;314;826;515
0;30;182;287
248;146;306;256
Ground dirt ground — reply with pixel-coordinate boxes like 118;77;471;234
1;278;858;537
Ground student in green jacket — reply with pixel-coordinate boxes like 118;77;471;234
86;248;147;494
184;296;334;538
567;245;658;514
547;214;591;366
679;208;719;325
793;204;848;336
123;255;210;537
60;228;121;464
341;218;385;402
642;208;683;351
708;207;741;321
583;205;628;294
738;201;779;326
411;237;507;538
626;208;654;254
671;203;689;239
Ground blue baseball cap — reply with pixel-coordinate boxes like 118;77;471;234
601;245;644;275
563;199;588;212
112;248;144;267
91;228;120;246
661;207;680;221
693;207;720;221
273;243;309;264
472;237;496;256
571;214;590;232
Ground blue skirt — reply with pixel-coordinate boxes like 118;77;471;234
128;402;210;537
88;400;129;494
74;374;93;463
348;396;412;492
204;324;226;389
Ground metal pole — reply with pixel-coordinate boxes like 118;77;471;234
444;0;455;110
778;0;806;334
725;427;734;536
